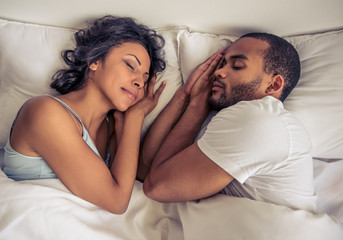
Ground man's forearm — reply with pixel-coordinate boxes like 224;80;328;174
151;99;209;169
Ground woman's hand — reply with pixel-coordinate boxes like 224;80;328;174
127;76;166;117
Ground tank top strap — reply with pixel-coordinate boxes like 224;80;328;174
48;95;111;167
48;96;84;127
104;115;111;166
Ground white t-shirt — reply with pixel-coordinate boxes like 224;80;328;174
197;96;317;212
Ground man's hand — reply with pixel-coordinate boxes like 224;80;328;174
182;50;224;96
189;50;224;107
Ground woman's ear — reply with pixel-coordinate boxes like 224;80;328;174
266;75;284;96
89;61;99;71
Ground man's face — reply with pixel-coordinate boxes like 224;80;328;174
209;37;271;110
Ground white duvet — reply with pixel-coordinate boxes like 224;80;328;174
0;168;342;240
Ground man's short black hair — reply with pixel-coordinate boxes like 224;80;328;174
240;33;301;102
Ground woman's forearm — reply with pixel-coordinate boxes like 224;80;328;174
110;111;144;197
137;90;189;181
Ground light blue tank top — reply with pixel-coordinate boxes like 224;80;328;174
3;96;111;181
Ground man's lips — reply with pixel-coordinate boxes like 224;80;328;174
122;88;138;101
212;80;224;91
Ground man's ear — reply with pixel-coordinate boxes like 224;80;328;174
266;75;284;96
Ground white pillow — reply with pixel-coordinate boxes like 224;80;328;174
0;19;183;147
177;29;343;159
0;19;75;148
141;26;184;138
283;30;343;159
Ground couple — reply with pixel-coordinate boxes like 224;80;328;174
3;15;316;214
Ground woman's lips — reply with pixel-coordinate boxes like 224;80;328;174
122;88;138;101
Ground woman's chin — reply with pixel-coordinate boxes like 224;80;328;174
115;98;140;112
114;104;130;112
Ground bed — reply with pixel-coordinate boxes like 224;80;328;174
0;0;343;239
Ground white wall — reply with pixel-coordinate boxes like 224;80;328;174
0;0;342;36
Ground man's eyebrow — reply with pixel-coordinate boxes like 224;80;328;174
128;54;141;65
229;54;249;60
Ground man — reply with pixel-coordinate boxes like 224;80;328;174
140;33;317;212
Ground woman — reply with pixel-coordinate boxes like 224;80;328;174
3;16;166;214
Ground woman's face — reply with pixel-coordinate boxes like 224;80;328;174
89;42;151;111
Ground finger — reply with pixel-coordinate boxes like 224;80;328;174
192;50;224;77
201;49;225;68
184;50;224;95
200;53;223;79
147;75;157;95
191;51;223;82
185;52;221;89
153;80;166;100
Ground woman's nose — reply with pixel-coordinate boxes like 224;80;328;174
132;78;144;89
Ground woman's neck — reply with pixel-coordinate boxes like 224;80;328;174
57;86;111;135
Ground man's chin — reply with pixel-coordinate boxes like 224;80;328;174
209;93;221;103
209;97;223;111
209;94;237;111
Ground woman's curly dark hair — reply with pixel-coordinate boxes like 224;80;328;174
51;16;166;94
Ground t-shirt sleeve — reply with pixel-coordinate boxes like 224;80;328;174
197;99;289;183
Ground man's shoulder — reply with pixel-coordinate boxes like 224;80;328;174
217;96;284;121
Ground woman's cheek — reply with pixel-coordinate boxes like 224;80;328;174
137;90;145;101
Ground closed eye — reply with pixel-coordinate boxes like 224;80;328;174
232;66;243;70
126;61;135;70
232;60;245;70
229;54;248;70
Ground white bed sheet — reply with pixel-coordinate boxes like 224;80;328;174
314;158;343;219
0;149;3;170
0;170;182;240
0;166;342;240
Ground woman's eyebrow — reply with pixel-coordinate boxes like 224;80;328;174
127;54;149;77
128;54;141;65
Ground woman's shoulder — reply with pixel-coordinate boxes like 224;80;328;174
24;95;59;107
9;95;76;156
22;95;66;113
18;95;74;127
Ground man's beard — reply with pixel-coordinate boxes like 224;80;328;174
209;77;262;111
